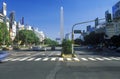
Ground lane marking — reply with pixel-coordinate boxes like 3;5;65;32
42;54;45;55
66;58;72;61
19;57;29;61
73;58;80;61
51;58;56;61
34;58;42;61
43;58;49;61
96;58;104;61
59;58;64;61
110;57;120;60
88;58;96;61
103;57;112;60
26;58;35;61
81;58;88;61
11;58;21;61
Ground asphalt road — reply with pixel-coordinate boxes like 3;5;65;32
0;47;120;79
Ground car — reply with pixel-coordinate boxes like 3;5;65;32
87;45;94;49
116;47;120;52
51;46;55;50
0;51;9;62
32;46;47;51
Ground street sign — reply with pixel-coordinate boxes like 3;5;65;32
74;30;81;33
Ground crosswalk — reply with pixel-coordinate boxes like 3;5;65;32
2;57;120;62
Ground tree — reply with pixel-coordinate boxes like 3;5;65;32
62;39;72;54
111;35;120;47
74;38;84;45
14;30;40;45
0;22;9;45
44;38;58;46
84;32;105;45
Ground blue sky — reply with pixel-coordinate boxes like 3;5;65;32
0;0;119;39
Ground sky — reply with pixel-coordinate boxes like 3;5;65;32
0;0;119;40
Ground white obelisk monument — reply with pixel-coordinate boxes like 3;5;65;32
60;6;64;43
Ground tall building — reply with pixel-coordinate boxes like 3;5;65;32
112;1;120;20
60;6;64;43
0;2;7;22
9;11;16;41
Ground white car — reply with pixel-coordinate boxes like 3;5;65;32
32;46;46;51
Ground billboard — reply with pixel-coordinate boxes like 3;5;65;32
112;1;120;19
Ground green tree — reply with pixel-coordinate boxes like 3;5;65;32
44;38;58;46
0;22;9;45
14;30;40;45
84;32;105;45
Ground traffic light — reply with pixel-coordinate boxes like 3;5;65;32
106;13;112;23
95;18;99;27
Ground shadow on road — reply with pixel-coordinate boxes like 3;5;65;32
75;47;120;57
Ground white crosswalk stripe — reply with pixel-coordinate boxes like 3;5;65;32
3;57;120;62
19;57;29;61
43;58;49;61
103;57;112;60
11;58;21;61
96;58;104;61
34;58;42;61
66;58;72;61
51;58;56;61
59;58;64;61
81;58;88;61
88;58;96;61
73;58;80;61
110;57;120;60
26;58;35;61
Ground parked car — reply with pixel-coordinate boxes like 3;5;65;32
0;51;9;62
108;46;117;50
116;47;120;52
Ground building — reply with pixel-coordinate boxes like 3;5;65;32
34;28;45;42
65;33;71;40
0;2;7;22
112;1;120;20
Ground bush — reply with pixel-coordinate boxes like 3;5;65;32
62;39;72;54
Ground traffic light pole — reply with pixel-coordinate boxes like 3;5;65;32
71;18;105;54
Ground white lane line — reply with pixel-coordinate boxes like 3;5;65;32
26;58;35;61
103;57;112;60
66;58;72;61
110;57;120;60
88;58;96;61
73;58;80;61
96;58;104;61
34;58;42;61
43;58;49;61
81;58;88;61
51;58;56;61
59;58;64;61
19;57;29;61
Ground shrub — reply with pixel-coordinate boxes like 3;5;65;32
62;39;72;54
